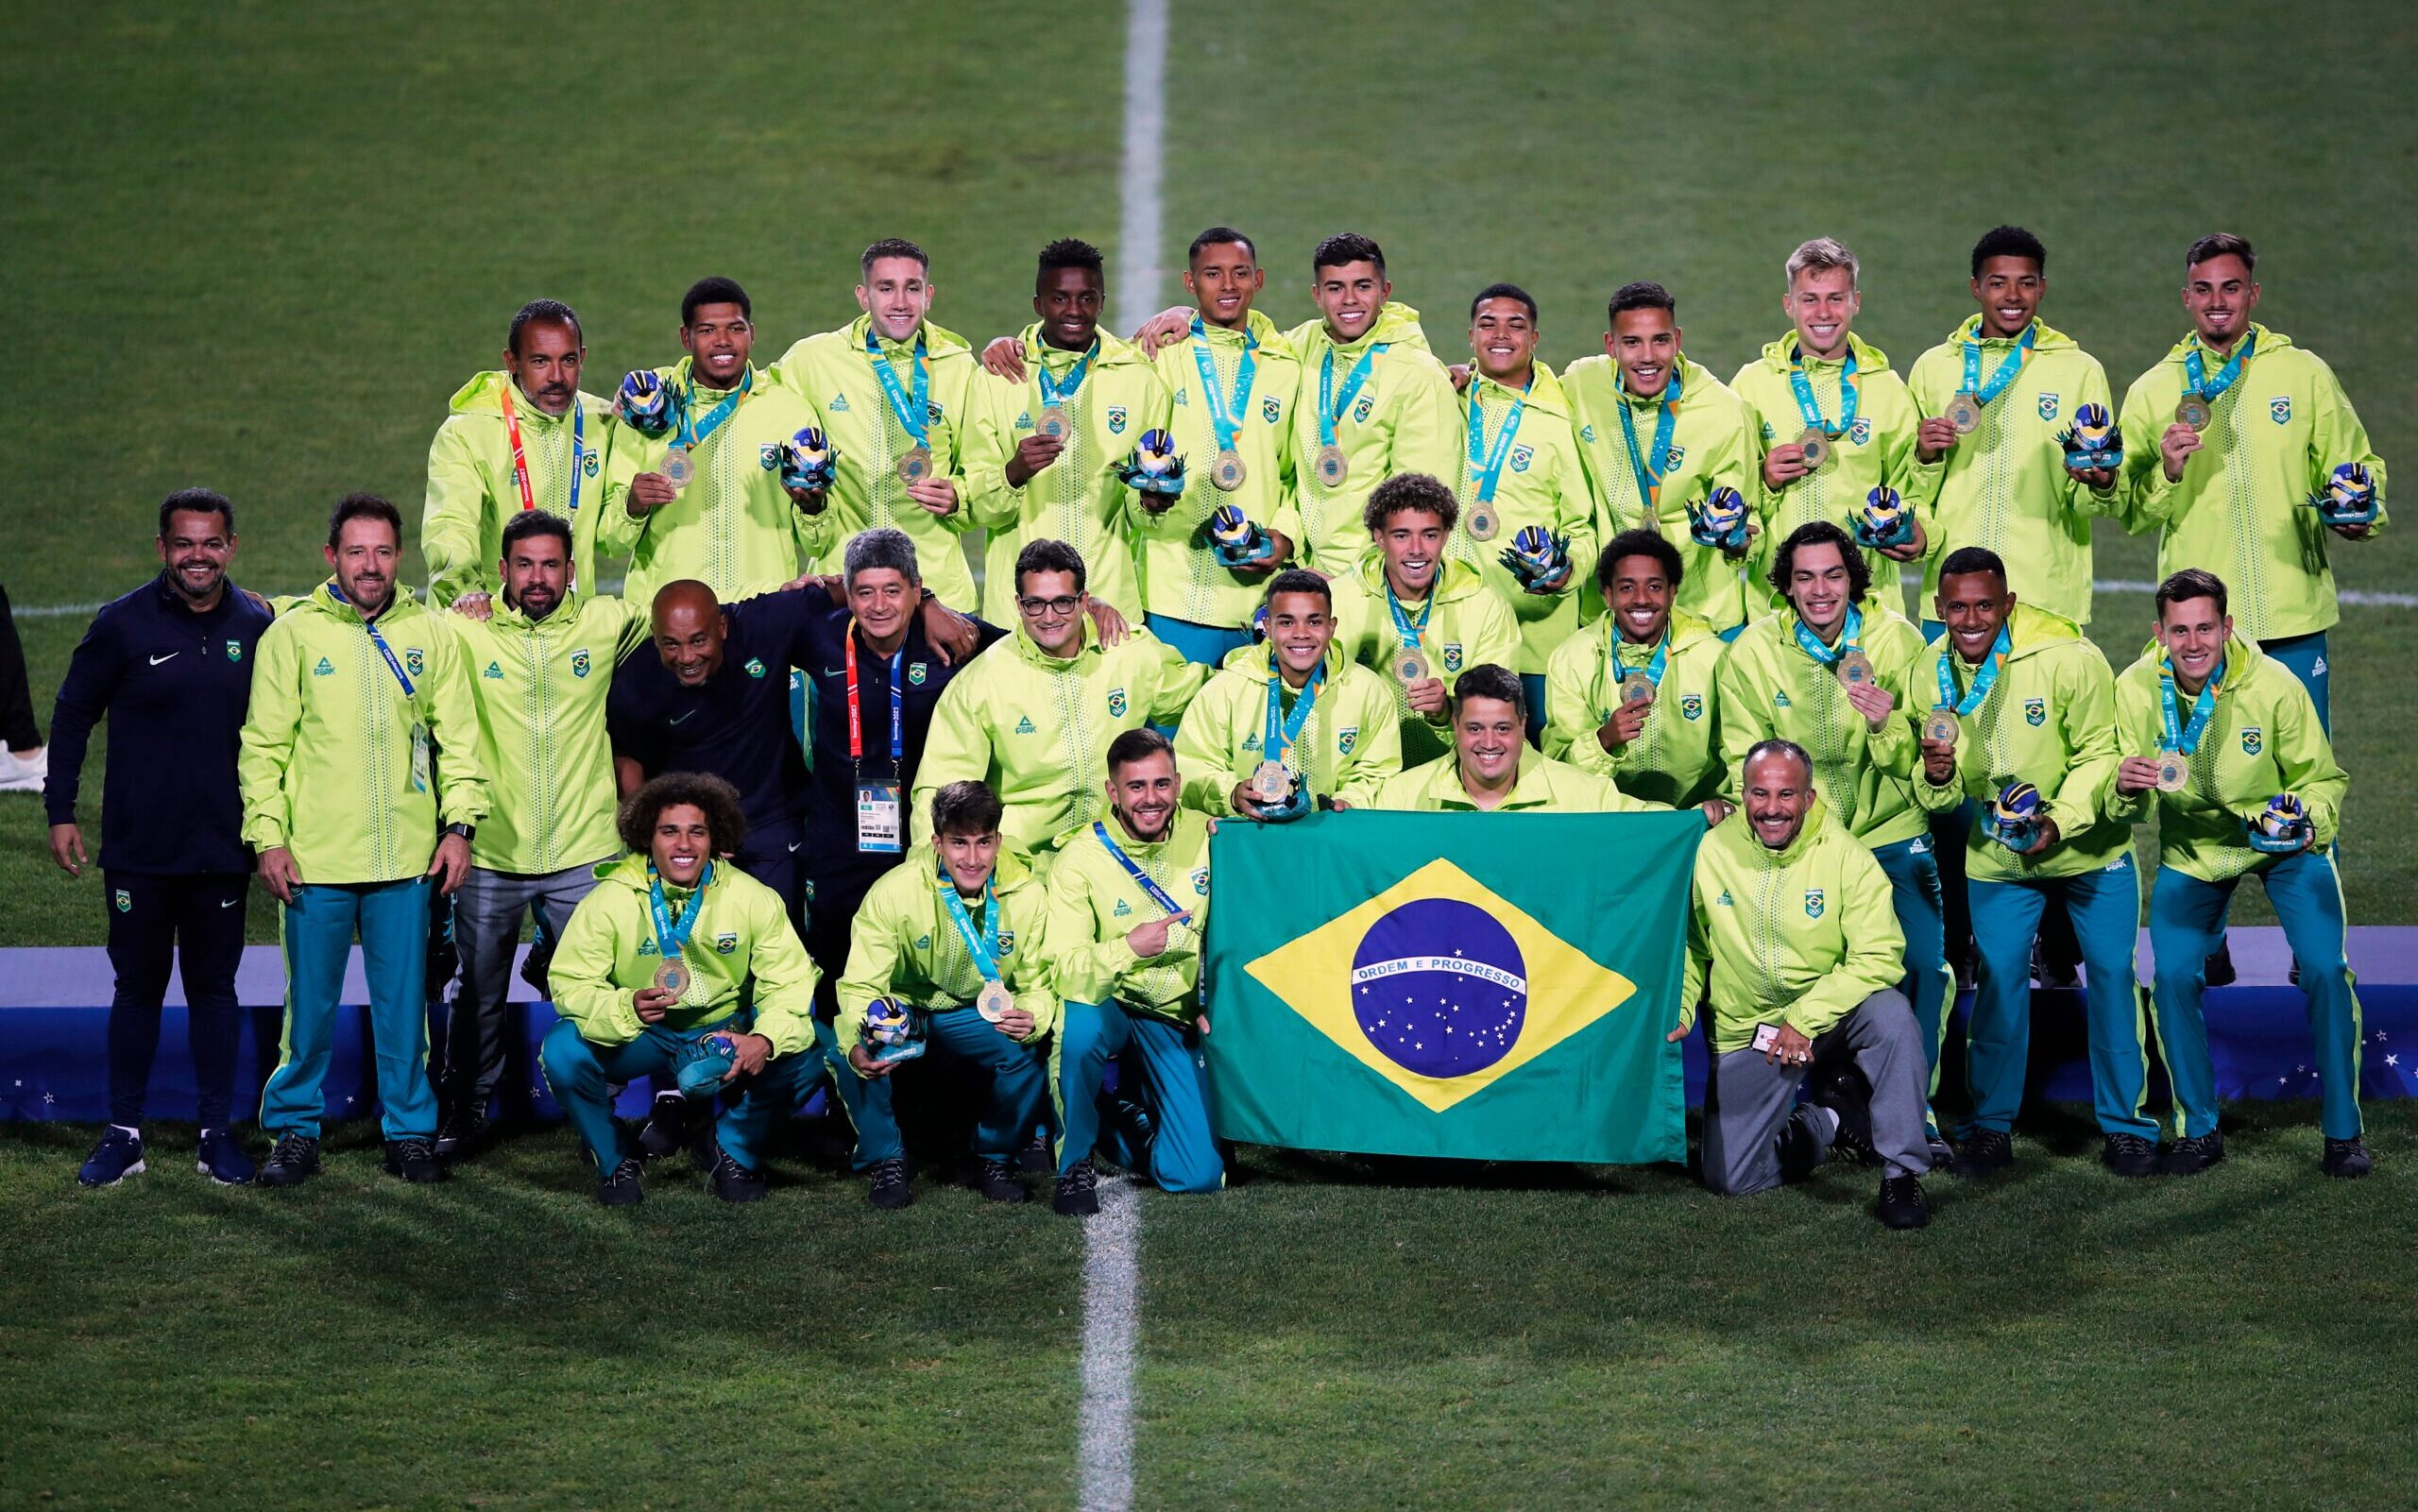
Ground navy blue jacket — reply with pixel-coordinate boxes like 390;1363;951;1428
45;574;277;875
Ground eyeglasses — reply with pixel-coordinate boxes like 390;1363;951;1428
1017;596;1081;616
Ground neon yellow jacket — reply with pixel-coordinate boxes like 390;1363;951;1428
1909;603;2129;880
1679;800;1905;1052
1713;603;1927;849
1541;607;1729;807
1905;317;2122;625
1328;553;1523;767
768;314;987;611
1136;310;1304;629
239;583;489;885
911;620;1207;857
1563;353;1760;632
1731;331;1942;618
835;844;1056;1055
2107;634;2348;883
422;372;618;607
1283;302;1464;571
965;325;1167;623
548;853;818;1055
1172;641;1403;814
1450;364;1599;672
596;359;830;608
2116;324;2389;641
443;589;650;875
1044;808;1213;1023
1371;749;1666;812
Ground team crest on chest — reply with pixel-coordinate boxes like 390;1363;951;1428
715;932;738;954
583;451;601;477
1442;643;1464;674
2241;726;2263;755
1848;417;1873;447
2037;392;2060;422
1509;445;1535;473
1262;397;1282;423
1666;442;1687;468
114;889;131;913
1680;693;1704;721
997;930;1016;957
758;443;780;467
744;656;767;679
1353;395;1374;424
1107;406;1128;434
1337;726;1359;755
226;640;244;662
1191;868;1210;895
908;662;928;687
1805;889;1824;918
2024;697;2046;726
927;401;944;422
404;648;425;678
571;649;591;678
2270;396;2291;425
1106;687;1129;718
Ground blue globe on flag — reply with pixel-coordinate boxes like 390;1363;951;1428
1349;898;1527;1079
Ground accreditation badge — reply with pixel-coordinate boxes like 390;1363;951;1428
976;979;1015;1023
1796;428;1832;471
1946;393;1984;434
1835;650;1876;688
409;722;432;794
662;447;696;492
2174;395;2213;432
857;781;904;854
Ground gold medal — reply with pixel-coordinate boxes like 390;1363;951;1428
1315;444;1350;488
1796;429;1831;471
2175;394;2213;432
1211;449;1247;492
1618;670;1656;705
1921;709;1961;747
895;445;934;484
654;958;690;996
1248;759;1292;806
1835;649;1876;688
1946;393;1984;434
660;448;695;493
2154;754;2191;793
1465;503;1500;542
1394;647;1430;685
1036;409;1069;442
976;979;1014;1023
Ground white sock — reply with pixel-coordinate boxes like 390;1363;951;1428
111;1123;142;1141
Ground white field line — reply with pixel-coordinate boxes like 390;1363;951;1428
1076;1176;1144;1512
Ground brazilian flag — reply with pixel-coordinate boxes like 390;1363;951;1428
1204;810;1701;1164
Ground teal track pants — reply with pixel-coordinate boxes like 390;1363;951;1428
2149;853;2364;1140
1869;835;1951;1127
1053;1001;1223;1194
826;1009;1048;1165
1962;858;2154;1139
538;1020;822;1173
261;877;438;1141
1144;613;1255;670
2257;631;2329;733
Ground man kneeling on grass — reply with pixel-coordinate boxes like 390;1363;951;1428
1677;739;1935;1229
541;773;821;1207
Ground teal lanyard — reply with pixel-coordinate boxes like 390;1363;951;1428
1793;605;1863;669
1959;324;2036;406
1190;317;1257;455
1614;368;1682;516
675;370;754;451
1385;583;1436;649
2158;655;2226;755
934;865;1004;986
1611;623;1670;686
1464;376;1528;504
1036;337;1098;413
2183;332;2256;402
1934;623;2010;715
1263;658;1323;770
1092;822;1186;917
1787;346;1859;436
647;860;714;960
864;328;930;449
1319;343;1387;450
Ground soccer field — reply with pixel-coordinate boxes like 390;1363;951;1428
7;5;2418;1506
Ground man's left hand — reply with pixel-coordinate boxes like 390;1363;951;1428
921;594;980;665
1877;516;1928;563
1844;680;1898;730
723;1032;774;1080
907;476;960;517
427;832;472;896
2020;817;2063;858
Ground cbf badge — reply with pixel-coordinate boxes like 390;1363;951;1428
1106;687;1129;718
1804;889;1824;918
225;640;244;662
403;647;425;679
114;889;131;913
570;649;591;679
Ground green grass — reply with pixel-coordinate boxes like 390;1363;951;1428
6;1105;2412;1509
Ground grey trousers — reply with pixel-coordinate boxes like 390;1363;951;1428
442;861;604;1110
1702;989;1932;1196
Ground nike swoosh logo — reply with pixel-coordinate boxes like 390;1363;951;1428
149;653;180;666
220;898;239;909
788;841;802;853
820;668;846;679
669;711;696;724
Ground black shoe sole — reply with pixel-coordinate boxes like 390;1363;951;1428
258;1168;317;1187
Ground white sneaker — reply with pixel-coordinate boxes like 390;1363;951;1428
0;745;44;792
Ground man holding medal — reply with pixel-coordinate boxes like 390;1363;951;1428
541;773;824;1206
769;239;988;615
834;780;1055;1209
423;299;614;610
240;495;489;1188
1326;472;1521;768
1449;284;1596;730
2110;569;2369;1179
1044;728;1220;1215
1562;281;1760;637
1714;520;1949;1120
1541;529;1728;810
1730;238;1938;617
2116;234;2387;731
600;277;835;608
913;540;1205;866
1172;569;1402;819
1911;548;2157;1179
1373;663;1683;814
964;239;1169;625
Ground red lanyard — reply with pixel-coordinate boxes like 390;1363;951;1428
844;623;905;764
500;382;537;514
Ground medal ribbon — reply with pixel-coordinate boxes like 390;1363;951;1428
934;864;1005;987
647;859;716;964
1463;376;1529;506
1787;345;1860;437
1384;583;1437;651
499;385;587;518
2183;331;2256;403
1318;343;1388;450
328;580;415;697
1092;821;1189;919
1959;323;2037;408
1190;317;1257;458
844;623;905;767
864;327;932;450
2158;654;2226;756
1610;622;1671;687
1614;367;1683;515
1034;336;1098;416
1933;622;2011;716
1262;656;1324;773
675;368;756;452
1792;604;1864;670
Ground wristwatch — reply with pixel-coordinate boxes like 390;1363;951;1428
443;823;475;841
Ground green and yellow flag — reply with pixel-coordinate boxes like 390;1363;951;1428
1204;810;1699;1164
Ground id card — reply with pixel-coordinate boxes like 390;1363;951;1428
856;781;903;854
1750;1022;1780;1054
409;722;432;795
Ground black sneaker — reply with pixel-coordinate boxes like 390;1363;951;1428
867;1156;915;1210
383;1137;447;1184
1809;1065;1876;1165
1925;1135;1954;1172
2322;1137;2374;1179
519;938;558;999
1017;1132;1052;1172
2204;941;2237;988
1054;1157;1099;1216
196;1129;255;1186
975;1158;1028;1204
1953;948;1977;994
2163;1130;2227;1176
596;1156;644;1207
709;1145;766;1203
2033;942;2081;991
636;1094;692;1161
434;1105;490;1159
2103;1132;2159;1179
259;1133;322;1187
77;1128;146;1188
1951;1129;2015;1179
1877;1174;1932;1230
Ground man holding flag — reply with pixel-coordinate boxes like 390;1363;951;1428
1542;529;1728;810
1375;664;1684;816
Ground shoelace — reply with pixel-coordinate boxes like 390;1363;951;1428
393;1138;435;1164
1063;1161;1098;1193
271;1135;315;1164
871;1159;909;1188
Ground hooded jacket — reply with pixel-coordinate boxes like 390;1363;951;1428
1542;606;1728;808
1328;553;1523;766
1714;601;1928;850
1371;748;1667;813
1172;640;1403;815
1450;362;1599;672
835;844;1056;1054
423;372;618;607
1044;807;1213;1024
1282;302;1464;571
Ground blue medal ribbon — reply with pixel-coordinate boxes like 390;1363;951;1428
1787;345;1859;437
2158;654;2226;756
934;864;1005;988
1464;376;1529;505
1611;622;1670;687
1034;336;1098;416
1614;367;1683;517
864;326;931;450
647;859;715;965
1318;343;1388;450
1933;622;2011;716
1792;604;1864;669
1092;822;1188;919
675;368;755;452
2183;331;2256;404
1384;582;1436;651
565;400;587;516
1263;656;1324;773
328;581;415;697
1959;323;2036;408
1190;317;1257;458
